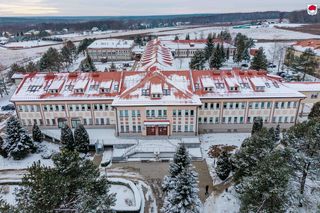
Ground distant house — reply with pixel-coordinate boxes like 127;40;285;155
289;40;320;75
87;39;135;62
161;39;236;58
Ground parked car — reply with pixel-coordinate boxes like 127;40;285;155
268;63;277;68
1;104;15;111
241;64;249;68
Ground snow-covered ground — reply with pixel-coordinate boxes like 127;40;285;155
200;133;250;184
156;24;320;41
204;187;240;213
94;60;135;72
4;40;60;48
0;185;20;206
0;141;60;170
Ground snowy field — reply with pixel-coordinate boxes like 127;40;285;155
1;185;20;206
4;40;60;48
94;60;135;71
0;141;60;170
156;24;320;41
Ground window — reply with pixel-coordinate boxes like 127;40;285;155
185;110;189;116
190;125;194;132
178;110;182;117
178;125;181;132
279;117;283;123
255;102;259;109
184;125;188;132
228;117;232;123
137;110;141;117
132;110;136;117
223;103;227;109
173;125;176;132
151;110;155;117
216;103;220;109
173;110;177;117
215;117;219;123
204;117;207;123
240;117;244;123
267;102;272;109
163;89;170;95
261;102;265;109
249;102;253;108
190;110;194;116
209;117;213;123
204;103;208;109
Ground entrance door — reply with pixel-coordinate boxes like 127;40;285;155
158;127;168;136
147;127;156;136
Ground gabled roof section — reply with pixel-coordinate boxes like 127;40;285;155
112;70;200;106
137;39;174;71
11;72;122;101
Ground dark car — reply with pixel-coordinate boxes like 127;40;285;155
1;104;15;111
241;64;249;68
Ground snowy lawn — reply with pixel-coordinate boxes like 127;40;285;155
0;185;20;206
0;141;60;170
200;133;250;185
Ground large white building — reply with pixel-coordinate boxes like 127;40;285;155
87;39;135;62
11;68;308;137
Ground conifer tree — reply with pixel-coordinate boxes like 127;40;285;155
0;135;7;158
250;47;268;70
74;124;90;154
185;34;190;40
268;127;276;142
162;168;201;213
39;47;62;72
60;125;75;151
25;61;38;73
251;117;263;135
233;33;254;63
275;124;281;142
162;145;201;213
32;123;43;142
237;150;291;212
232;128;277;182
204;36;214;60
298;48;318;81
16;149;116;212
216;151;232;181
308;101;320;120
226;48;230;60
209;45;224;69
189;50;206;70
3;117;36;160
80;54;97;72
174;35;179;40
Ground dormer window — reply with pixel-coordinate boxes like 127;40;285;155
89;84;99;91
163;89;170;96
142;89;149;96
152;93;161;98
240;83;250;89
256;86;265;91
204;87;214;92
100;88;110;93
49;89;58;94
230;86;239;91
114;84;119;91
273;82;279;88
265;83;270;88
195;83;200;90
215;83;225;89
65;85;74;91
75;89;84;93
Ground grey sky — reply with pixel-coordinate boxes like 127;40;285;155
0;0;314;16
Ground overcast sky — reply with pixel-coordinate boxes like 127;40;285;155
0;0;313;16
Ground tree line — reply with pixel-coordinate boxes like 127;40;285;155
213;102;320;212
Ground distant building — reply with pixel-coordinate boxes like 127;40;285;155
284;82;320;118
161;39;236;58
11;69;306;136
289;40;320;75
87;39;135;62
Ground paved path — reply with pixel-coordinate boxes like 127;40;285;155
111;160;213;211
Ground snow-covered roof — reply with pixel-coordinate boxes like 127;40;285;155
11;69;305;104
292;40;320;56
161;39;236;51
284;82;320;92
88;39;134;49
137;39;175;71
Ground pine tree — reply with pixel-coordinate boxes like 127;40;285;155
162;168;201;213
60;125;75;151
60;45;73;67
226;48;230;60
232;128;277;182
3;117;36;160
284;46;296;68
80;54;97;72
251;117;263;135
25;61;38;73
185;34;190;40
0;135;6;158
237;150;291;213
39;47;62;72
174;35;179;40
308;101;320;120
74;124;90;154
282;120;320;207
233;33;254;63
216;151;232;181
77;38;95;54
298;48;318;81
32;123;42;142
162;145;201;213
209;45;224;69
204;36;214;60
16;149;116;212
275;124;281;142
250;47;268;70
189;50;206;70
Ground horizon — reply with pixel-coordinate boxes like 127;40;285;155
0;0;312;16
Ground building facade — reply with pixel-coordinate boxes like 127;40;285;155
11;69;307;137
87;39;135;62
